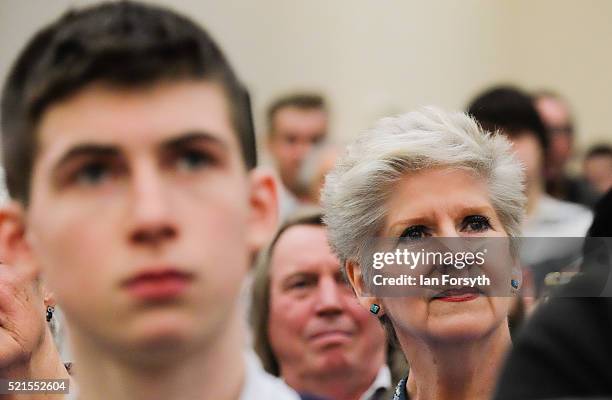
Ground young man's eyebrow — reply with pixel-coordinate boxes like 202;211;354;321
162;131;229;152
52;144;119;173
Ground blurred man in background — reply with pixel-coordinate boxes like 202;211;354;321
468;86;592;239
251;210;395;400
296;144;341;205
534;91;597;207
583;144;612;197
468;86;592;311
267;94;329;219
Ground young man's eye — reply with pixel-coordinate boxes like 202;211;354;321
400;225;430;240
73;162;113;186
462;215;492;233
175;150;213;172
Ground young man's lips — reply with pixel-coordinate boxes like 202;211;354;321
432;287;481;302
122;268;194;300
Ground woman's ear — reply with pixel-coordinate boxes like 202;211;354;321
346;259;384;316
511;259;523;294
41;282;57;308
246;168;278;255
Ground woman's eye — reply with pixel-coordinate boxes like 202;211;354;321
400;225;429;240
176;150;212;172
462;215;492;232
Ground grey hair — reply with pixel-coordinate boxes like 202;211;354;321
322;107;526;266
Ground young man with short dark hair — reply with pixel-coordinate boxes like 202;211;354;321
0;2;297;399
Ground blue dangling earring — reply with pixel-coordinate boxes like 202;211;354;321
370;304;381;315
511;279;519;289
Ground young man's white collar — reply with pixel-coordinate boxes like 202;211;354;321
66;351;300;400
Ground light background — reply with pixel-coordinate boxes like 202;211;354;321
1;0;611;165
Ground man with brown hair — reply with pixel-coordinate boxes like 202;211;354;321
266;94;329;219
251;209;399;400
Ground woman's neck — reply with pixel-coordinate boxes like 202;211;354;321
401;322;511;400
1;328;70;400
71;311;246;400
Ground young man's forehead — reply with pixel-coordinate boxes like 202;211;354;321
35;80;237;158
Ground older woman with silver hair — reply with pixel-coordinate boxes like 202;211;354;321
322;107;526;400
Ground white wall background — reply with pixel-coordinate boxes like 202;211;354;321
1;0;610;161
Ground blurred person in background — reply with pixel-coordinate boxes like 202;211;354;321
468;87;593;320
534;91;597;207
266;94;329;219
583;144;612;197
323;108;526;400
0;2;298;400
251;209;398;400
468;86;592;238
494;188;612;400
296;145;341;205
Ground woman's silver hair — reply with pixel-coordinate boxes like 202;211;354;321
322;107;526;266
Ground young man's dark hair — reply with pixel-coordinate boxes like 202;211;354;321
266;93;326;134
467;85;549;153
1;0;256;204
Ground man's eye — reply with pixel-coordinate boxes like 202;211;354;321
284;136;298;145
287;277;317;291
176;150;212;172
73;162;112;186
462;215;492;233
290;280;308;289
400;225;429;240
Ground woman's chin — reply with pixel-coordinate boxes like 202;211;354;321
423;311;506;343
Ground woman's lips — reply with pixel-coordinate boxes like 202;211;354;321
432;287;481;302
122;269;194;301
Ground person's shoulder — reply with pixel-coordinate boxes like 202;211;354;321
538;195;593;235
542;195;592;218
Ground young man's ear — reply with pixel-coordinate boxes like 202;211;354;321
0;202;33;267
246;168;278;254
346;259;385;316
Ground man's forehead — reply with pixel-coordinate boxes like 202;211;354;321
270;225;339;275
35;80;236;156
274;107;327;130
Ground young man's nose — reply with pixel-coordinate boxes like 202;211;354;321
128;163;178;246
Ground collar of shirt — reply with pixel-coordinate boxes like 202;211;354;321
360;365;392;400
